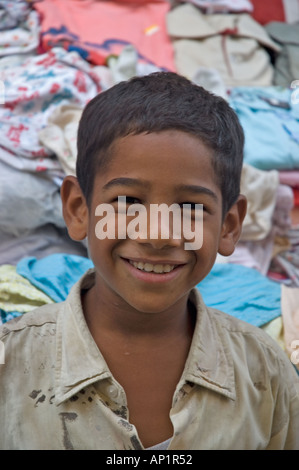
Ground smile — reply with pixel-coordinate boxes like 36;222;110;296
129;260;177;274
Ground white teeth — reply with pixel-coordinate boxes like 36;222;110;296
129;260;176;273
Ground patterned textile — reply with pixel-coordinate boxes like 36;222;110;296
0;47;102;177
0;6;39;55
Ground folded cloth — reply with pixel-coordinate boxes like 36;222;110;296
0;264;54;324
197;263;281;327
266;22;299;87
0;0;32;31
261;316;285;351
223;234;276;276
0;159;64;238
0;8;39;55
39;104;82;176
272;184;294;237
281;284;299;371
240;163;279;241
270;247;299;288
0;309;22;324
0;146;64;185
167;4;280;86
176;0;253;13
0;47;102;164
229;86;299;171
0;225;88;266
16;254;93;302
34;0;175;70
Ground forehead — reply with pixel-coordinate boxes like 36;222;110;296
98;130;217;187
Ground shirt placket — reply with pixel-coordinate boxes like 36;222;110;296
96;378;144;450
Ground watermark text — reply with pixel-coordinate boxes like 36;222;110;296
95;197;203;250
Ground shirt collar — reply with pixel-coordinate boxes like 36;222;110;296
54;270;236;405
54;269;111;405
183;289;236;400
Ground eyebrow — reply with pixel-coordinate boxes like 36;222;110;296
102;177;150;191
178;184;219;202
102;178;218;201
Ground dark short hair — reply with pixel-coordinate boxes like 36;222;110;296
76;72;244;215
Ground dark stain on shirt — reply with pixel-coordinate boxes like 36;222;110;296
70;395;79;402
35;394;46;407
113;405;127;419
254;381;267;391
130;435;143;450
118;418;133;432
29;389;42;399
59;412;78;450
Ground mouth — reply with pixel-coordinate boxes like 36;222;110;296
128;260;177;274
121;257;186;283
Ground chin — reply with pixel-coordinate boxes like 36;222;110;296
126;297;179;315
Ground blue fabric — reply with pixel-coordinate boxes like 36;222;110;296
229;86;299;171
16;254;281;328
16;254;93;302
197;263;281;327
0;309;22;324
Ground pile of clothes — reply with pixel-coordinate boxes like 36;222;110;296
0;0;299;365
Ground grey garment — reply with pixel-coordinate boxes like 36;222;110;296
0;158;64;237
0;225;88;266
266;22;299;87
0;0;30;31
0;155;88;265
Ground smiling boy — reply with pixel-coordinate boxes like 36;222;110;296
0;72;298;450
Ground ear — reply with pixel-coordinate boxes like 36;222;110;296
60;175;88;241
218;194;247;257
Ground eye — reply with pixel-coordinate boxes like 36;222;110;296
111;195;142;204
180;202;204;211
179;203;206;219
111;196;144;211
125;196;142;205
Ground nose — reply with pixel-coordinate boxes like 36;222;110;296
133;204;183;249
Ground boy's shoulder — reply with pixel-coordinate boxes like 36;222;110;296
0;302;61;340
192;288;294;373
0;269;93;341
211;305;273;340
210;303;280;351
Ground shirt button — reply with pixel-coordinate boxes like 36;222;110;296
107;385;119;399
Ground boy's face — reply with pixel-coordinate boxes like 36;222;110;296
62;130;246;315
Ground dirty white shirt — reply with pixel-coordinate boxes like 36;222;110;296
0;269;299;450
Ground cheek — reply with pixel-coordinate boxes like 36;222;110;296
191;241;218;279
90;237;116;259
88;223;115;264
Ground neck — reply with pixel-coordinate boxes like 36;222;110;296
82;282;196;344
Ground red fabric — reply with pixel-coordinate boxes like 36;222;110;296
101;0;166;2
34;0;175;70
293;188;299;206
77;0;165;2
250;0;286;25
